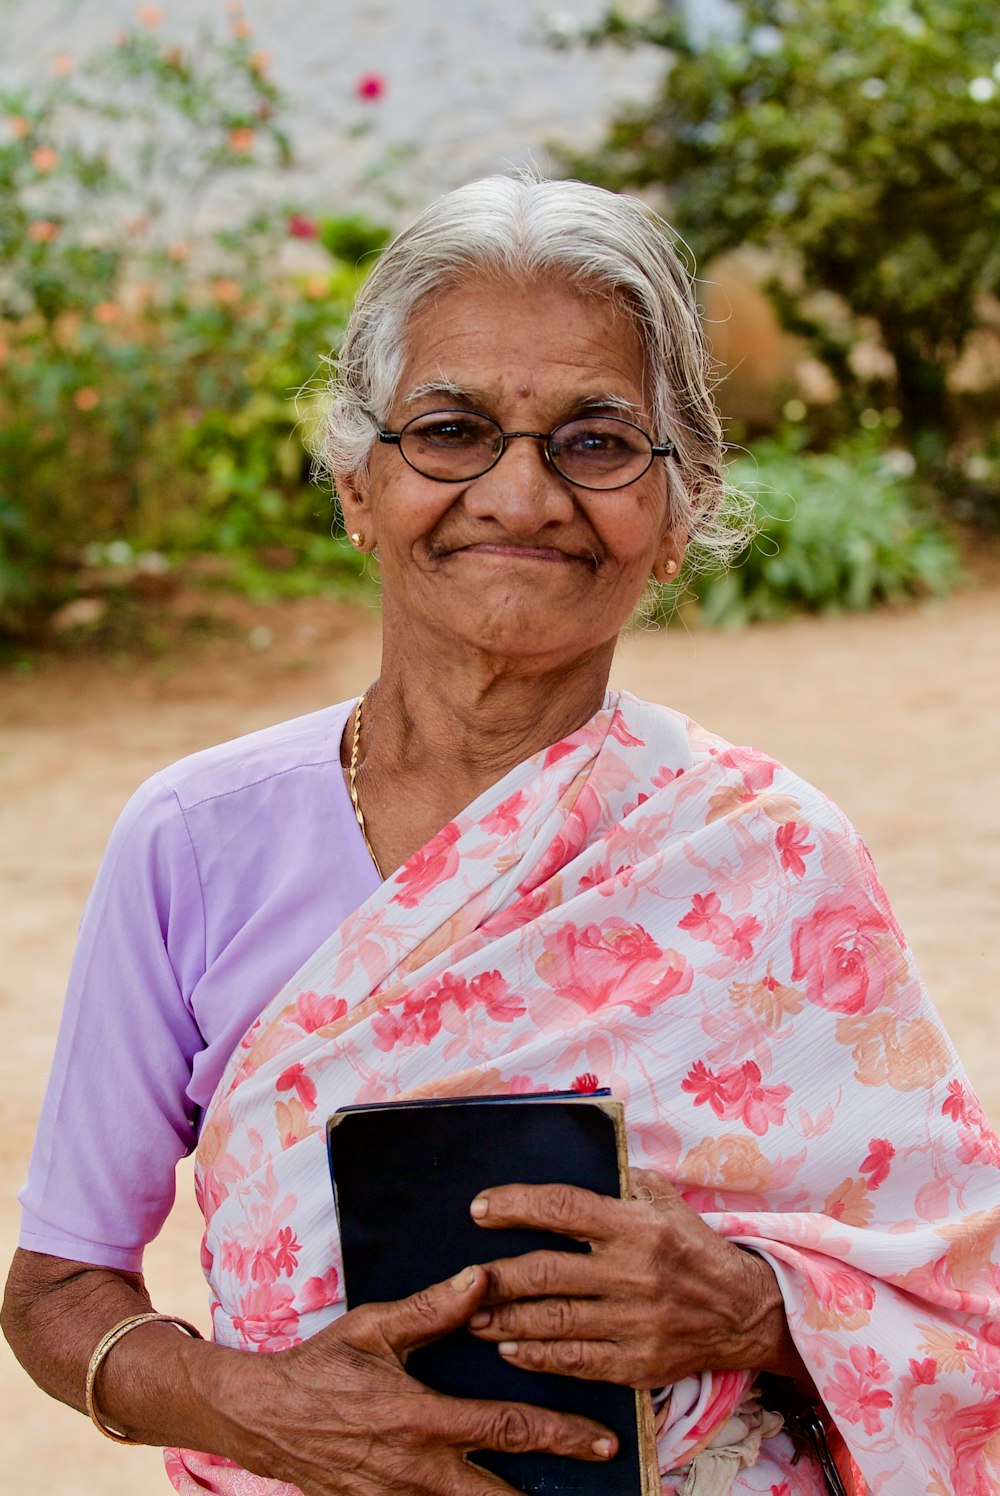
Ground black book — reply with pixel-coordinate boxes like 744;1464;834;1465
327;1092;658;1496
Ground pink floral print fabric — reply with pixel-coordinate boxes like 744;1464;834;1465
166;692;1000;1495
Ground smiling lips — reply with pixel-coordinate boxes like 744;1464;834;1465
445;540;597;565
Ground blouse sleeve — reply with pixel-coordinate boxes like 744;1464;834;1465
18;774;208;1271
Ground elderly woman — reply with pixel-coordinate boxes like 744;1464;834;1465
4;176;1000;1496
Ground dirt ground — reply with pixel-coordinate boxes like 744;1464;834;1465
2;580;998;1494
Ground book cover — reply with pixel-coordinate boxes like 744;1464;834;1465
327;1092;659;1496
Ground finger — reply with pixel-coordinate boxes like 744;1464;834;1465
628;1166;681;1207
441;1393;617;1463
357;1264;490;1359
493;1336;626;1385
476;1248;601;1308
471;1182;623;1243
470;1294;606;1343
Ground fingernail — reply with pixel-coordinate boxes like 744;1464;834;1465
469;1311;491;1328
450;1266;476;1291
470;1196;488;1219
498;1341;518;1356
592;1438;614;1459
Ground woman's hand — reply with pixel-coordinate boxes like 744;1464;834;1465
466;1169;801;1391
223;1264;618;1496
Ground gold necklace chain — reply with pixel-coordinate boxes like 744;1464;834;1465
349;686;383;878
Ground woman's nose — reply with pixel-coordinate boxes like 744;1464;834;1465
463;436;575;532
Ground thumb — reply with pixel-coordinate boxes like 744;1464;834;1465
368;1264;490;1361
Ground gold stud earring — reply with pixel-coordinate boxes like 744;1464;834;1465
661;558;677;579
350;531;365;548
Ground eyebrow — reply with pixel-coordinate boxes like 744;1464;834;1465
401;381;646;419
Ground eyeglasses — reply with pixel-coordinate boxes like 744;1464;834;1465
377;409;675;491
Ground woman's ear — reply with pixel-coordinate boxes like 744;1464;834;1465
651;529;686;585
335;467;376;552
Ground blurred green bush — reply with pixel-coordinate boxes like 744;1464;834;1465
0;19;383;639
563;0;1000;501
650;431;962;627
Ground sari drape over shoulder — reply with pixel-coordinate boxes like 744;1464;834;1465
165;692;1000;1496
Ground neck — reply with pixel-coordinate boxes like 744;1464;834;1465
375;638;613;783
350;627;616;872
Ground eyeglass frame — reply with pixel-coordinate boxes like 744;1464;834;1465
376;408;676;491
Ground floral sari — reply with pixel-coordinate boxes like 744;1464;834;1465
165;691;1000;1495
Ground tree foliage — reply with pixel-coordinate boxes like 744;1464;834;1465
568;0;1000;445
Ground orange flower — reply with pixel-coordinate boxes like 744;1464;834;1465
227;126;255;154
93;302;122;326
230;16;253;38
211;278;241;305
74;388;100;411
303;274;329;300
31;145;58;173
50;53;75;76
248;50;270;72
137;4;163;25
167;240;191;262
27;219;59;243
6;115;30;140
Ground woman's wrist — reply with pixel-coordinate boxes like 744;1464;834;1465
733;1249;813;1390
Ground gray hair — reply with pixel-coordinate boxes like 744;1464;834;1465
316;174;750;567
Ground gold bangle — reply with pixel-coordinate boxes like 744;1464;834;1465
85;1311;203;1444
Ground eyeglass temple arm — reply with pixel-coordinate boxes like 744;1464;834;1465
377;432;401;445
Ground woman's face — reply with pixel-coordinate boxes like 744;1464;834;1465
337;275;684;672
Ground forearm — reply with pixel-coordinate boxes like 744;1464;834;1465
1;1249;269;1470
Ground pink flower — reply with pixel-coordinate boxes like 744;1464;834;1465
789;893;895;1014
287;214;319;239
803;1264;876;1328
908;1357;938;1385
300;1266;340;1313
371;970;524;1051
289;989;347;1031
776;820;814;877
823;1346;892;1435
355;72;386;100
275;1062;317;1110
859;1137;895;1189
537;919;691;1015
681;1059;791;1135
943;1078;973;1125
714;746;778;796
679;891;728;940
679;892;762;960
937;1393;1000;1493
651;764;684;787
231;1283;300;1349
395;821;460;907
572;1072;600;1093
608;714;644;747
483;789;527;835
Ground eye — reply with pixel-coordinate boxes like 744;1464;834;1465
554;418;647;464
407;413;496;448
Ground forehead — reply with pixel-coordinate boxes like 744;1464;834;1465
394;275;651;416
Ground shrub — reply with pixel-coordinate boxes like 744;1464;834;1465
651;432;962;627
564;0;1000;452
0;20;383;638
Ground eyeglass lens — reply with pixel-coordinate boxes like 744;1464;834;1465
398;411;656;489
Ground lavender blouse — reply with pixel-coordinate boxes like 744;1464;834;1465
18;700;380;1271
